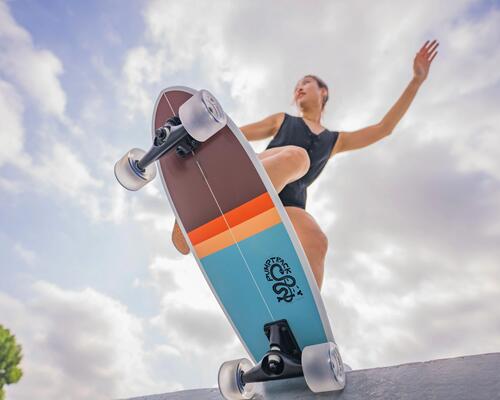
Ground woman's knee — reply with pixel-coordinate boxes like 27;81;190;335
259;145;309;165
258;147;282;160
283;146;310;174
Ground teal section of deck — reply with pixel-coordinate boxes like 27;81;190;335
200;222;326;361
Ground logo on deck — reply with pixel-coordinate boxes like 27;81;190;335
264;257;303;303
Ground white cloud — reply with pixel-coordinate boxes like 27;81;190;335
319;135;500;368
121;0;275;120
145;256;234;347
32;142;102;196
121;46;163;117
140;256;245;386
0;0;66;118
439;8;500;97
3;0;500;395
0;283;169;400
0;80;30;169
0;1;107;219
115;0;500;382
13;242;36;266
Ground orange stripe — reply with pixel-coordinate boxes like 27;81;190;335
194;230;234;259
225;192;274;228
188;217;227;246
232;207;281;243
188;192;274;245
194;207;281;258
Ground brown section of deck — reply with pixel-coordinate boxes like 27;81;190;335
156;89;267;233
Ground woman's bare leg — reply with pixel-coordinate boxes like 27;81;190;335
261;150;329;288
172;145;311;254
257;146;310;192
284;206;329;289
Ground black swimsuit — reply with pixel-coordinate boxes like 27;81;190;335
265;113;339;209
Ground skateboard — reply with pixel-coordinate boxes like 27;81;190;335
114;86;346;399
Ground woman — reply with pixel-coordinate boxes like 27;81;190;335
172;40;439;290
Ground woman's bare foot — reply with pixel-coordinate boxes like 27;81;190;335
172;220;190;255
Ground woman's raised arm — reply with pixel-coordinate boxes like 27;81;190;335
332;40;439;156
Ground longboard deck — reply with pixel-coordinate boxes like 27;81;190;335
154;87;335;363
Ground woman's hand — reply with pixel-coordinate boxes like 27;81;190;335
413;39;439;84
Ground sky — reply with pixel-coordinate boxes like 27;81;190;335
0;0;499;399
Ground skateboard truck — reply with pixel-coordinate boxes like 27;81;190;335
241;319;304;385
115;89;227;191
219;321;345;398
136;117;201;172
114;117;201;191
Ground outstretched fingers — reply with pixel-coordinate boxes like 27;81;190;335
427;40;439;62
429;50;438;63
419;40;431;53
419;39;439;63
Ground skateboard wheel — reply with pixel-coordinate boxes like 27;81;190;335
302;342;346;393
114;148;157;191
178;89;227;142
218;358;255;400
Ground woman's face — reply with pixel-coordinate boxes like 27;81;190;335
294;76;327;110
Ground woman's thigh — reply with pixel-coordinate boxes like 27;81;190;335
284;206;328;253
257;145;296;160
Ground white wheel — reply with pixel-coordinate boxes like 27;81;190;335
178;89;227;142
302;342;346;393
114;148;157;191
218;358;256;400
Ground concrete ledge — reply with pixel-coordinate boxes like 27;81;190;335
123;353;500;400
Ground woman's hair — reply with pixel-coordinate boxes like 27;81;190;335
304;74;329;110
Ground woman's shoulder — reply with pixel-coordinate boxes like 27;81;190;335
269;112;287;128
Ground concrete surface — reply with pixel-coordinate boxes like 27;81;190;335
122;352;500;400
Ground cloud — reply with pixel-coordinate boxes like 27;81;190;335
13;242;36;266
0;1;105;219
117;0;500;380
121;0;285;121
0;283;169;400
317;133;500;368
145;256;236;352
0;0;66;118
3;0;500;395
0;80;30;169
32;141;102;193
0;1;127;225
138;256;245;386
22;140;122;222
